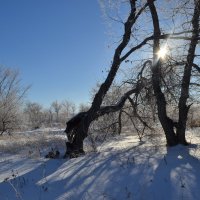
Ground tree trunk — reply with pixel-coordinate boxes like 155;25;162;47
118;109;123;135
152;62;178;146
148;0;178;146
177;0;200;145
64;80;145;157
64;1;143;157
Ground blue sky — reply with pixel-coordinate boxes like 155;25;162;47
0;0;112;108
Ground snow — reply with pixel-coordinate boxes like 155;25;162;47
1;130;200;200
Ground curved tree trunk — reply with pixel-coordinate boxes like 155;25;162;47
64;0;200;157
64;0;137;157
64;80;145;157
63;0;153;158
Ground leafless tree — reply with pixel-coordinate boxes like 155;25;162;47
24;102;44;129
0;66;29;135
64;0;200;157
51;100;62;123
62;100;76;117
42;108;53;127
63;0;152;157
89;83;125;136
59;100;76;125
147;0;200;145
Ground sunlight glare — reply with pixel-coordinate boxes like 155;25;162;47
157;46;168;59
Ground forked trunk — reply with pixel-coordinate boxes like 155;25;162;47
156;97;178;146
149;0;200;146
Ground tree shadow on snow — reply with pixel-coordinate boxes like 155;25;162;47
1;142;200;200
0;157;66;200
145;144;200;200
46;143;200;200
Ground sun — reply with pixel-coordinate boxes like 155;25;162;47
157;46;168;59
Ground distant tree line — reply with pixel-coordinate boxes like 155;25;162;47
23;100;76;130
0;62;200;139
0;65;92;134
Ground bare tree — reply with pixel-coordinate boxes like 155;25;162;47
62;100;76;117
51;100;62;123
42;108;53;127
64;0;200;157
148;0;200;145
0;67;29;135
89;82;127;137
177;0;200;144
24;102;43;129
60;100;76;125
64;0;151;157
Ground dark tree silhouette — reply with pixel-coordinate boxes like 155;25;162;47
64;0;200;157
63;0;152;157
177;0;200;144
148;0;200;145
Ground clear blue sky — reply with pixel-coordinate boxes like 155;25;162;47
0;0;112;108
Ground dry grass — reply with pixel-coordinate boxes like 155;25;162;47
188;118;200;128
0;129;66;157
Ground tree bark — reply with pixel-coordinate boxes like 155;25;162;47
148;0;178;146
177;0;200;145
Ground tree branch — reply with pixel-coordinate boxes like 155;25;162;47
192;63;200;73
96;79;145;117
120;31;198;62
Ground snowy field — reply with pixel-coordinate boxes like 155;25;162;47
1;128;200;200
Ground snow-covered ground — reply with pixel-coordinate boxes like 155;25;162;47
1;129;200;200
